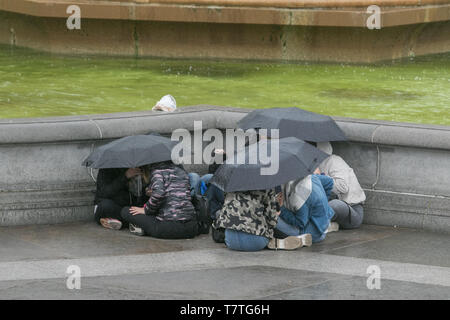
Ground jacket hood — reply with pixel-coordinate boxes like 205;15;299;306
317;142;333;155
282;175;313;212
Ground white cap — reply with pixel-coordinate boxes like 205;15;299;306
152;95;176;112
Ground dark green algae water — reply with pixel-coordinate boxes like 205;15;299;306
0;45;449;125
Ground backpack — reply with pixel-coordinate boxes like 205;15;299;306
191;194;211;234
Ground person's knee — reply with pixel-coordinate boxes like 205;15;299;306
96;199;114;211
120;206;131;221
94;199;116;222
330;200;364;229
188;172;200;196
201;174;213;184
329;199;344;209
329;199;348;215
188;173;200;186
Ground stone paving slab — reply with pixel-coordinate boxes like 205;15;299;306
0;222;401;262
1;266;341;300
324;229;450;268
0;222;449;299
1;266;448;300
261;275;450;300
0;222;219;262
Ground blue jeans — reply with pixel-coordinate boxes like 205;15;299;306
188;173;213;197
276;217;301;237
279;207;328;243
278;175;335;243
224;229;270;252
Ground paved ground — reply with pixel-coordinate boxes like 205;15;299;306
0;222;449;300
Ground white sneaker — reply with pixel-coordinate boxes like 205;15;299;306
296;233;312;247
129;223;145;236
326;222;339;233
100;218;122;230
267;234;312;250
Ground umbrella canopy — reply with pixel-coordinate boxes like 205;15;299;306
82;134;177;169
210;137;329;192
237;107;346;142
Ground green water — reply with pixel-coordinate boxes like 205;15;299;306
0;45;449;125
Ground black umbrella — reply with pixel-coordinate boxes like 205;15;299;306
82;134;177;169
237;107;346;142
209;137;328;192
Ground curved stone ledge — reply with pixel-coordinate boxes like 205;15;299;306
2;105;450;151
333;117;450;150
1;1;449;62
107;0;450;8
1;106;449;233
1;0;449;25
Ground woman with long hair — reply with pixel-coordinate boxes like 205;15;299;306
120;161;199;239
94;166;150;230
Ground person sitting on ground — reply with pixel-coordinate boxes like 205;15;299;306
275;174;336;243
188;148;226;197
188;148;227;241
94;167;149;230
316;142;366;229
214;188;312;251
120;161;199;239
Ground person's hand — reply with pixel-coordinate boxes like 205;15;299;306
125;168;142;179
145;187;152;197
214;149;225;155
276;193;283;207
313;168;321;175
275;211;281;216
130;206;145;215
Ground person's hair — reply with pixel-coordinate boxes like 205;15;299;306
140;165;150;184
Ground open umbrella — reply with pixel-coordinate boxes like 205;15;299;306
209;137;328;192
82;134;177;169
237;107;346;142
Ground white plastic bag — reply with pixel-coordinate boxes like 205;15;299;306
152;94;176;112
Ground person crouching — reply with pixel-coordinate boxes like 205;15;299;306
120;161;199;239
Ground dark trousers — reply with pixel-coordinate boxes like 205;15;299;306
94;199;125;224
120;207;199;239
329;199;364;229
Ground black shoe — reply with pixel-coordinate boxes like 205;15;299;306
211;227;225;243
198;221;210;235
273;228;289;239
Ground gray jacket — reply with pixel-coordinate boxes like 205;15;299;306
282;175;312;212
317;142;365;205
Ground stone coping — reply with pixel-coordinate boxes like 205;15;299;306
1;105;450;151
0;0;448;27
7;0;450;8
102;0;450;6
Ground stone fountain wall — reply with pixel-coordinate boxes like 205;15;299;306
0;0;449;63
1;106;449;233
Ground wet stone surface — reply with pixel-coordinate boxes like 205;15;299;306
0;222;448;299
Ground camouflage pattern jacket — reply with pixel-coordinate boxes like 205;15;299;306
214;189;279;239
